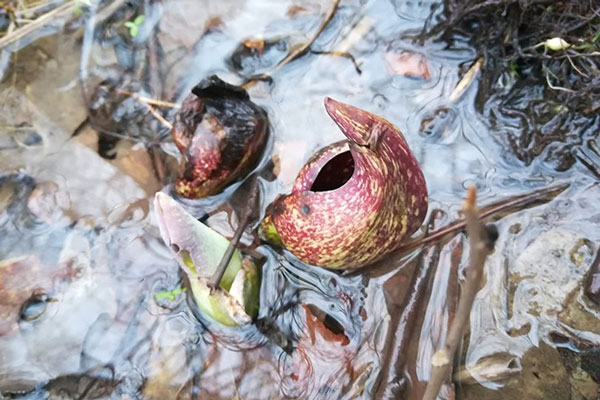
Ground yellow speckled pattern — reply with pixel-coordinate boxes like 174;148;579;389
259;97;428;269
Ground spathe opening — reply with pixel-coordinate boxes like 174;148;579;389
310;150;355;192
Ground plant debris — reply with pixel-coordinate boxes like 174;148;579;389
425;1;600;175
585;249;600;307
384;51;431;80
171;75;269;199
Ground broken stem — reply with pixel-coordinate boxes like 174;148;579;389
147;144;165;183
143;102;173;130
395;182;568;254
208;177;260;290
113;88;180;109
422;186;497;400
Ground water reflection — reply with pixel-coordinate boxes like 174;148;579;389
0;0;598;398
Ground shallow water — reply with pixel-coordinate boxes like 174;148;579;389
0;0;598;399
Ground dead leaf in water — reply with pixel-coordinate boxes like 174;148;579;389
449;57;483;102
204;16;224;32
243;38;266;55
454;353;520;384
385;52;431;80
303;303;349;346
286;5;315;18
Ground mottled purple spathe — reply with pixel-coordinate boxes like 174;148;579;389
260;97;428;269
172;76;268;199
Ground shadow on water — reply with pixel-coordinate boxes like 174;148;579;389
0;0;599;399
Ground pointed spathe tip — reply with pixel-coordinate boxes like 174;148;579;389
154;191;174;214
323;97;373;146
323;96;341;116
153;191;195;255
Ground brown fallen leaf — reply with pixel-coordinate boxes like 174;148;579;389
385;52;431;80
287;5;308;17
204;16;223;33
286;3;321;18
242;38;266;55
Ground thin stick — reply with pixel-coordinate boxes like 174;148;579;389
109;88;176;130
143;102;173;130
393;182;568;254
113;88;180;109
14;0;64;18
208;177;260;290
422;187;497;400
270;0;340;70
102;87;176;129
242;0;340;89
0;1;74;50
147;144;165;183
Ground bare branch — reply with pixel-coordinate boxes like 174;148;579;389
422;186;497;400
207;176;260;290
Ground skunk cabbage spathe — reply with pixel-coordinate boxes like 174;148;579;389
259;98;428;269
171;76;269;199
154;192;259;326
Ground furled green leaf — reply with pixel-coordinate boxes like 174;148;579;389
154;193;259;326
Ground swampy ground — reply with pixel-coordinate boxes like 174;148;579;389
0;0;599;399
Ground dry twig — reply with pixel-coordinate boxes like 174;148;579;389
140;102;173;131
0;1;74;50
208;176;260;290
422;186;497;400
242;0;340;89
391;182;567;255
113;88;180;109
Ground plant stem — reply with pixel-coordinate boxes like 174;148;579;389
396;182;567;254
422;186;497;400
208;177;260;290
